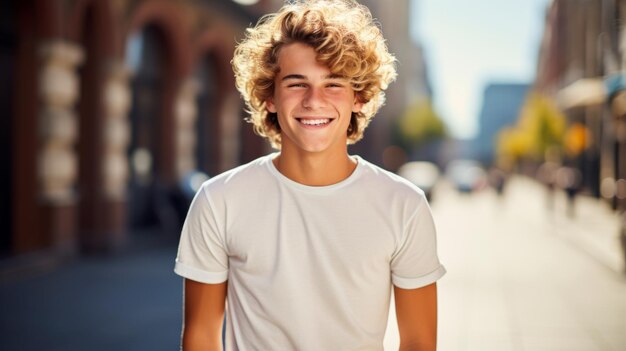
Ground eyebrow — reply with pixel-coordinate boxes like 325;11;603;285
281;74;306;81
281;74;346;81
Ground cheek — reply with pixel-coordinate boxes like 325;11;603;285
339;98;358;113
276;94;302;110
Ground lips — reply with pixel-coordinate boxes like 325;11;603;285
296;117;333;127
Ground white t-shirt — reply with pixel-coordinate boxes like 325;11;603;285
174;153;446;350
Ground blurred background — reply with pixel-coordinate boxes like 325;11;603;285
1;0;625;350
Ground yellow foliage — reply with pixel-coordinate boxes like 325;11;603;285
397;98;446;146
495;92;566;162
496;127;532;160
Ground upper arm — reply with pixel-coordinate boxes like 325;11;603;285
182;279;227;351
175;186;229;283
391;198;445;290
394;282;438;351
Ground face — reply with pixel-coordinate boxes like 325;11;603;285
266;42;363;155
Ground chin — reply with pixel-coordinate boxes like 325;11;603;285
299;146;331;154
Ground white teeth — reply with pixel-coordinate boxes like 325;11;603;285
300;119;330;126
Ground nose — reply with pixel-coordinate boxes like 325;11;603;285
302;87;326;109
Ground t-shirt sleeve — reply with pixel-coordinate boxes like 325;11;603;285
390;198;446;289
174;184;229;284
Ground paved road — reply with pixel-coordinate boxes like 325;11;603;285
408;177;626;351
0;243;183;351
2;177;625;351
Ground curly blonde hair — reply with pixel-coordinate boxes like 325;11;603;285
232;0;397;148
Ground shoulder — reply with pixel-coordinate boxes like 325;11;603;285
355;156;427;200
351;157;432;234
198;154;274;200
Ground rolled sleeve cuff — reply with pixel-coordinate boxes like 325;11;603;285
174;261;228;284
392;265;446;289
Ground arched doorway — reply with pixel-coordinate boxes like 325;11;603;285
0;1;17;256
194;53;220;176
126;25;173;236
76;3;106;252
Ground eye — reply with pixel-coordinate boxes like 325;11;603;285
287;83;307;88
326;83;344;88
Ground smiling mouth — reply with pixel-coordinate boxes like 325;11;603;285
297;118;333;126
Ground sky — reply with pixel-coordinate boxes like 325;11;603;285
411;0;551;139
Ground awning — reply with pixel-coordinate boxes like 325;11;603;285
557;78;607;109
556;73;626;110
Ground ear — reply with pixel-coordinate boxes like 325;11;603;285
352;96;364;113
266;97;277;113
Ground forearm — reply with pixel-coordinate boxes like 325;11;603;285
399;340;436;351
394;283;439;351
181;327;222;351
397;316;437;351
182;279;227;351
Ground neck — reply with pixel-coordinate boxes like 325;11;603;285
273;148;356;186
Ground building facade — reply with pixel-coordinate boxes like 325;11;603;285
474;83;530;166
1;0;283;259
535;0;626;234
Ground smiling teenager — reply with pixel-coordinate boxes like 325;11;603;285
174;1;446;350
268;42;363;186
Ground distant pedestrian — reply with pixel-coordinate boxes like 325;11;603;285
488;167;508;196
537;161;559;211
174;1;445;349
556;166;582;217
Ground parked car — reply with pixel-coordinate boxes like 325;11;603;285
444;159;487;193
397;161;441;201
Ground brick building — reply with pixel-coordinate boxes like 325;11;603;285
535;0;626;246
1;0;283;258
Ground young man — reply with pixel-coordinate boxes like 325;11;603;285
174;0;446;349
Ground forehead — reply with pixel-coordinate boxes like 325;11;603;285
275;42;334;78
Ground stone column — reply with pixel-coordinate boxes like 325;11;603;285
102;62;131;200
37;40;84;253
175;77;200;180
98;61;132;249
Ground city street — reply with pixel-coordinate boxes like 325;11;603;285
4;1;626;350
2;177;626;350
387;176;626;351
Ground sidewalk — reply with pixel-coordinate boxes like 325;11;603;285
507;176;625;275
430;177;626;350
0;244;183;351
